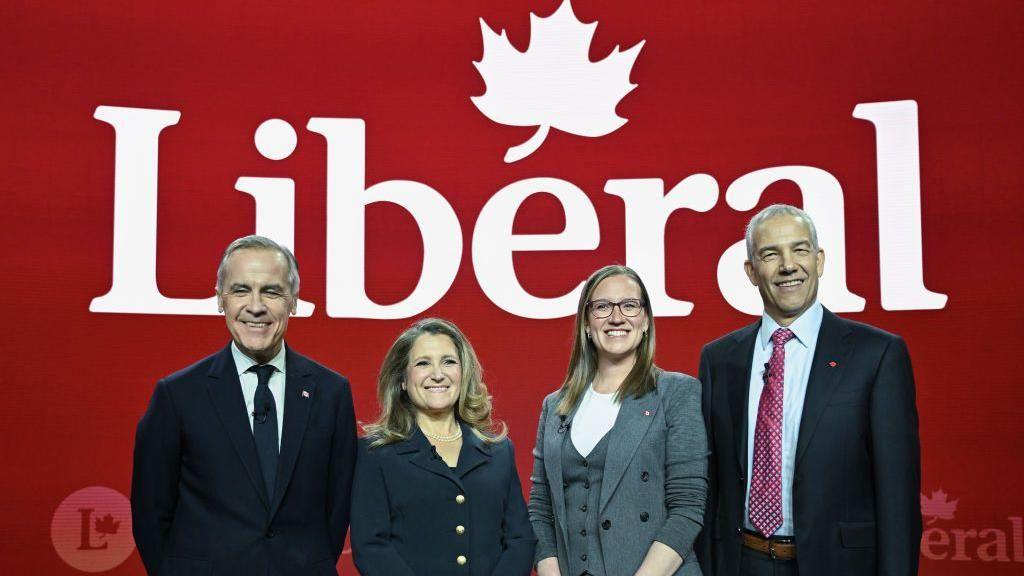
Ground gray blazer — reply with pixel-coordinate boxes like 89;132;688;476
529;371;708;575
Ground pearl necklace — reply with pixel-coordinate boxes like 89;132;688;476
421;426;463;443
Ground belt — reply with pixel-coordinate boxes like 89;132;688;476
742;530;796;560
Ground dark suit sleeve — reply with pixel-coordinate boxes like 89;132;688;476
350;442;418;576
490;440;538;576
694;347;716;574
131;379;182;575
527;396;559;565
327;377;357;561
870;337;922;576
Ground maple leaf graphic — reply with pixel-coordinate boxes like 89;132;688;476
472;0;644;163
920;489;958;525
94;513;120;539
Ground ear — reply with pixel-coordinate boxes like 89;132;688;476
216;290;225;313
289;296;297;315
744;260;758;286
816;248;825;277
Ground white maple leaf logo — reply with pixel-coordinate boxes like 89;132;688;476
471;0;645;163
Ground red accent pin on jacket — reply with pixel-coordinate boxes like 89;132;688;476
301;390;310;398
828;361;838;368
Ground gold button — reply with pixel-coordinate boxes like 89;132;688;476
455;494;466;504
456;525;466;535
456;555;467;565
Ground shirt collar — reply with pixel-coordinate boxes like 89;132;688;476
758;300;823;350
230;341;287;376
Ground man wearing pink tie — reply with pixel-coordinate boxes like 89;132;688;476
695;205;921;576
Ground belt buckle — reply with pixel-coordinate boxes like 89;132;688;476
767;540;778;560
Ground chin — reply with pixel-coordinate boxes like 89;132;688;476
243;342;277;359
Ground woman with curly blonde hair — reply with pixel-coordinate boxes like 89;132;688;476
351;317;536;575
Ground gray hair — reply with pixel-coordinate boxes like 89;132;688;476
215;235;300;296
745;204;819;260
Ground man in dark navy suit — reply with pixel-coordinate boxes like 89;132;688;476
697;205;921;576
131;235;356;576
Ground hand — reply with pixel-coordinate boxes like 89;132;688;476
536;556;562;576
633;541;683;576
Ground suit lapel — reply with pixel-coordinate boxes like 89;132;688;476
269;348;317;517
205;345;269;509
455;424;493;480
599;388;659;515
795;309;852;468
728;322;760;477
397;427;466;490
543;396;576;546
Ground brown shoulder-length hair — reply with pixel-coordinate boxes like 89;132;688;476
362;317;508;447
556;265;661;415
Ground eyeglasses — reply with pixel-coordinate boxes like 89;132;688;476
588;299;644;318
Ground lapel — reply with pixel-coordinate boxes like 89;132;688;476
455;423;493;480
268;347;317;517
794;309;852;468
205;345;269;509
395;425;472;491
543;394;578;544
599;386;660;515
727;322;760;477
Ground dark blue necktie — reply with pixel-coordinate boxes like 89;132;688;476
249;364;278;500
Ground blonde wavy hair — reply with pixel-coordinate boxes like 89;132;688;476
362;317;508;447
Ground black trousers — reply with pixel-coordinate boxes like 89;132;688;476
739;545;799;576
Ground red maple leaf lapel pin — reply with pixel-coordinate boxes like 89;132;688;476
301;390;310;398
828;361;838;368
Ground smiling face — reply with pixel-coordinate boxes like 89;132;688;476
744;214;825;326
586;274;649;363
217;248;296;363
403;333;462;418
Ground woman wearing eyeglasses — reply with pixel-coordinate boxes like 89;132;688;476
529;265;708;576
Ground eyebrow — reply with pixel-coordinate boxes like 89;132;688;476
758;240;812;253
412;354;459;361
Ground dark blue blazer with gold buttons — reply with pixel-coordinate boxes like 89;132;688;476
351;422;536;576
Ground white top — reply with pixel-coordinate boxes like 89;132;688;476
571;384;621;457
744;301;823;537
231;342;287;449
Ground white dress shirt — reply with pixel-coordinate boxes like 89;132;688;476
744;301;823;536
231;342;287;449
571;384;621;457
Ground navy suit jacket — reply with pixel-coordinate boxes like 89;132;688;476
351;424;536;576
131;344;357;576
695;309;921;576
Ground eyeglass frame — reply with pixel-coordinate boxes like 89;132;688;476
586;298;646;319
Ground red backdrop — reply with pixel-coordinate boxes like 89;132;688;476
3;1;1022;574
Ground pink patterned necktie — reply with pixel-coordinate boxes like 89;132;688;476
749;327;795;537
